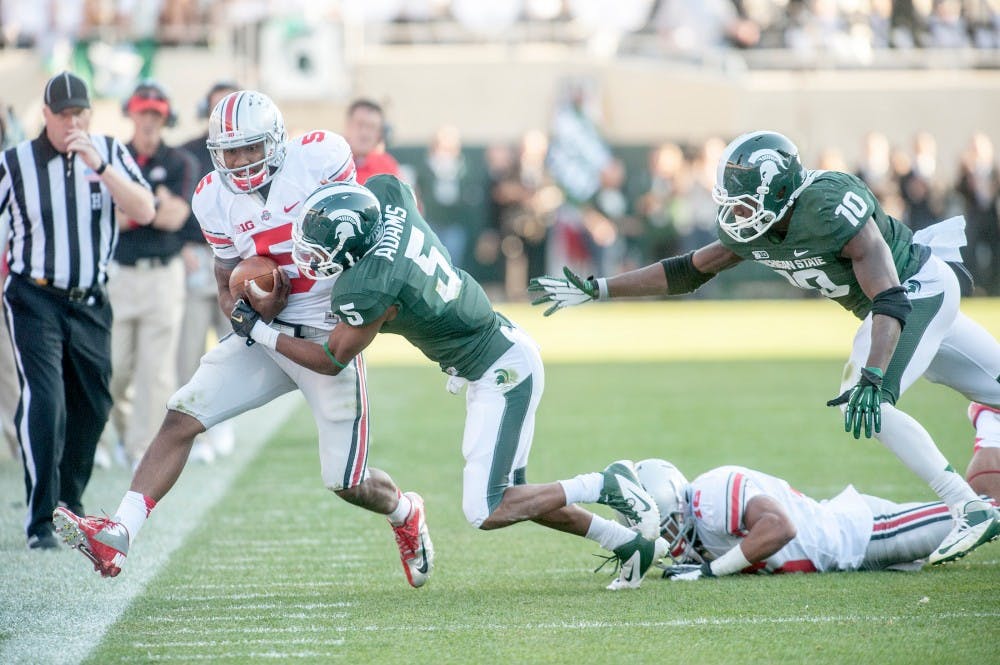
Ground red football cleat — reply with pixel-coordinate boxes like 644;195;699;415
52;507;129;578
390;492;434;588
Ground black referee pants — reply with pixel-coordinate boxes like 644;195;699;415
2;274;112;539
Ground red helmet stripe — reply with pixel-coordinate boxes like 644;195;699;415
222;92;240;133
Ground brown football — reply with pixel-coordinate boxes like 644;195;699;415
229;255;279;299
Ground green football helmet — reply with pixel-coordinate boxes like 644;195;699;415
292;182;381;279
712;131;807;242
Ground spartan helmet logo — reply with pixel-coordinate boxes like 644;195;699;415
748;149;789;194
331;213;361;265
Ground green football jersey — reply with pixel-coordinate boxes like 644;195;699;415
329;174;513;380
718;171;930;318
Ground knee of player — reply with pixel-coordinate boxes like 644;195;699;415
463;500;490;529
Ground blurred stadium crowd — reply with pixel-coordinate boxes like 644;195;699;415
3;0;1000;55
0;1;998;303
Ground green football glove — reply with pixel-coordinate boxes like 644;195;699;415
827;367;884;439
527;266;599;317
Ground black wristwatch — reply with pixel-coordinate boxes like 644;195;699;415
95;161;108;175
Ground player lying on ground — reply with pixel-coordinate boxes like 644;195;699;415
530;130;1000;565
618;458;998;580
237;175;666;589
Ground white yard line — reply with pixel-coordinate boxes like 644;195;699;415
0;393;302;665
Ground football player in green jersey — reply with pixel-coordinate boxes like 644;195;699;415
530;130;1000;566
232;175;668;590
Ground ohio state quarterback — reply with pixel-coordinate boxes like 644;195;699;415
53;91;434;588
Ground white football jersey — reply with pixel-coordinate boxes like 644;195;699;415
192;130;356;328
689;466;873;573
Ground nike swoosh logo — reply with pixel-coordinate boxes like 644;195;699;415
793;249;809;257
232;314;244;323
283;201;300;213
622;552;640;582
94;523;130;553
616;475;653;513
416;535;430;574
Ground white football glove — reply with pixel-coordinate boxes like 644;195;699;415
528;267;603;317
445;375;468;395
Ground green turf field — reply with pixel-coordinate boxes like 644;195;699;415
2;301;998;664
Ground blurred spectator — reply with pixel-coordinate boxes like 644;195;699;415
343;98;401;184
634;141;686;262
545;78;613;275
104;80;197;469
653;0;761;56
495;130;557;300
925;0;972;48
177;80;241;463
586;157;629;275
413;124;483;268
856;131;904;219
899;130;947;231
956;132;1000;295
965;0;1000;48
816;145;848;171
479;141;518;292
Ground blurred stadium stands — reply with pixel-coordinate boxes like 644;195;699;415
1;0;998;298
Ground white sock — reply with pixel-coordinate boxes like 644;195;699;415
387;493;412;526
558;472;603;505
930;468;980;509
878;404;977;508
585;515;637;551
115;491;155;546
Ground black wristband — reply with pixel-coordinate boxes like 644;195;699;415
95;161;108;175
871;285;911;327
660;251;714;295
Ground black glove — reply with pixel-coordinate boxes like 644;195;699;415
661;562;715;581
230;298;261;347
827;367;884;439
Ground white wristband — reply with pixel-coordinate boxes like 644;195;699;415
708;545;752;577
595;277;610;301
250;320;279;350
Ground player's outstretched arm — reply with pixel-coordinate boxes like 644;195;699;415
528;242;740;316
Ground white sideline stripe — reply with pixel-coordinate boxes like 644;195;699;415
0;393;302;665
338;610;1000;632
137;652;336;661
131;638;345;648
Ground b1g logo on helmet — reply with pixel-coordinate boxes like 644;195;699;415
748;149;789;194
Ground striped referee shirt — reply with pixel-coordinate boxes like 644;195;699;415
0;130;149;291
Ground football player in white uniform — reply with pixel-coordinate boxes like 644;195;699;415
618;459;991;580
52;91;432;587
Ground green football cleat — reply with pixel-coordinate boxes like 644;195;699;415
598;460;661;540
606;535;668;590
929;499;1000;565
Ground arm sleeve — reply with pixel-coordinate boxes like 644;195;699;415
107;137;151;189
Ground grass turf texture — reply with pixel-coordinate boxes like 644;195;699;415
2;300;998;664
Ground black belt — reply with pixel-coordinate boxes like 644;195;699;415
271;319;329;339
20;275;104;305
116;256;176;269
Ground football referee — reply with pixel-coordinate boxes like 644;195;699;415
0;72;155;550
